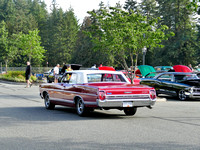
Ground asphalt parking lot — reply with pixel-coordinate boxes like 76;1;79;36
0;81;200;150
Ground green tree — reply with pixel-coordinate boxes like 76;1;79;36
0;20;18;72
17;29;46;65
45;4;79;66
72;16;113;67
155;0;198;66
124;0;138;14
87;6;173;83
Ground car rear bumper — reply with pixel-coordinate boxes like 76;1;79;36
97;99;156;108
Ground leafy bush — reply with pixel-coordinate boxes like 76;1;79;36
0;71;37;82
30;75;37;82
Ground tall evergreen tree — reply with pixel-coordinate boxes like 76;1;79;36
124;0;138;13
155;0;198;66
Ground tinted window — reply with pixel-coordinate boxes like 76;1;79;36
158;74;173;81
87;74;126;83
174;74;198;82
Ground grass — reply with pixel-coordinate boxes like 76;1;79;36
0;71;37;83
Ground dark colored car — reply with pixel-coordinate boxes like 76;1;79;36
46;64;82;83
140;72;200;101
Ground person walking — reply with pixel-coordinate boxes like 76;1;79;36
25;61;32;88
54;64;60;83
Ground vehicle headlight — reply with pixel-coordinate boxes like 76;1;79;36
189;87;194;93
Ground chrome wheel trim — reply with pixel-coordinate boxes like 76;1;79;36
179;90;186;101
45;95;50;107
77;99;84;114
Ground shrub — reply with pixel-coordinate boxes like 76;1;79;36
0;71;37;82
30;75;37;82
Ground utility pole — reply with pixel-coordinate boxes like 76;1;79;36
142;47;147;65
0;62;2;74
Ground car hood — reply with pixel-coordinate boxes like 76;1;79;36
180;79;200;87
173;65;192;72
138;65;156;77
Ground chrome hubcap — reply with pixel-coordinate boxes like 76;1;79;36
179;90;186;100
77;99;84;114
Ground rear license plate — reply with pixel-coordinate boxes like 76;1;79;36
123;102;133;107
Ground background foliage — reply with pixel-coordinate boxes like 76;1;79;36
0;0;199;69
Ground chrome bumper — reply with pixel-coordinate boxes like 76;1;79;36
97;99;156;108
187;93;200;99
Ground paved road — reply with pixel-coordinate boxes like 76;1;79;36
0;81;200;150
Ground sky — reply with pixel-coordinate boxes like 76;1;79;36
44;0;126;24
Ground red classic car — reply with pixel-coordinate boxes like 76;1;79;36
39;70;156;116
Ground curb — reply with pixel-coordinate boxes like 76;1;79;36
156;97;167;102
0;79;26;85
0;79;44;85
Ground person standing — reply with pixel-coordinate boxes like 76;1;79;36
66;64;73;72
65;64;73;80
25;61;32;88
54;64;60;83
188;64;194;71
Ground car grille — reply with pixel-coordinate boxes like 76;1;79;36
106;95;150;100
193;88;200;93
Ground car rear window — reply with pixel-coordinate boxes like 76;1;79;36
87;74;126;83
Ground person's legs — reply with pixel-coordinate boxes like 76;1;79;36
25;75;32;88
54;75;58;83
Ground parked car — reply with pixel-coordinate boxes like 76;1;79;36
173;65;192;72
154;66;173;71
46;68;62;83
44;69;53;77
46;64;82;83
135;65;156;78
39;70;157;116
120;70;141;84
140;72;200;101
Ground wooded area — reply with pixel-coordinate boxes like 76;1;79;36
0;0;199;69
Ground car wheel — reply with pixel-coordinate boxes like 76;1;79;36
124;107;137;116
44;93;55;109
178;90;187;101
156;90;159;96
76;98;87;116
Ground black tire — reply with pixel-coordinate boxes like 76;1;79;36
177;90;187;101
76;98;87;116
156;90;159;96
44;93;55;109
124;107;137;116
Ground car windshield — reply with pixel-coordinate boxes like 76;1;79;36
87;73;126;83
174;74;199;82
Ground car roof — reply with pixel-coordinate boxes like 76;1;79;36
156;72;196;77
65;70;123;74
160;72;194;74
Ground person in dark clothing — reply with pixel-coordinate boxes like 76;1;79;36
25;61;32;88
61;64;67;74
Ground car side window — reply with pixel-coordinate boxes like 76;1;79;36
69;73;77;84
158;74;173;81
174;75;186;82
61;73;72;83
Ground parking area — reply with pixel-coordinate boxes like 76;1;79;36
0;81;200;150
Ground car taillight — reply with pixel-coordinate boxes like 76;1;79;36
99;91;105;100
150;90;156;100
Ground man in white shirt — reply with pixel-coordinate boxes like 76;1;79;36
54;64;60;83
